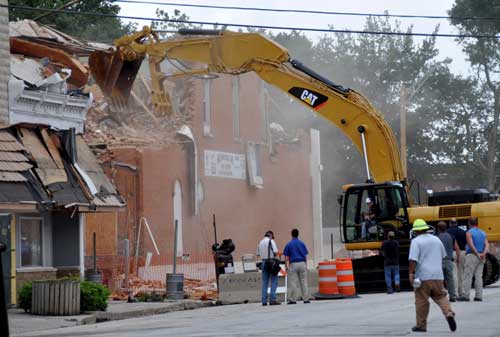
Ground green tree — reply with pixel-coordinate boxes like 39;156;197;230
9;0;134;42
409;67;491;188
448;0;500;191
152;8;197;33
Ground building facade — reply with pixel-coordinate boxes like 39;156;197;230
88;72;324;283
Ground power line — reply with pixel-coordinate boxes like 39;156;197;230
115;0;500;22
3;4;500;39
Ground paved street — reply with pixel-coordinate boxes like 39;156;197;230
13;284;500;337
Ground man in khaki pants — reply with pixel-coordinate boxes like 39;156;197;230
447;218;466;298
283;228;310;304
459;217;489;302
409;219;456;333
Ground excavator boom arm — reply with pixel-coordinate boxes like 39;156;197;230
89;27;405;183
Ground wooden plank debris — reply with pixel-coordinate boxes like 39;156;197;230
40;128;65;169
19;128;67;185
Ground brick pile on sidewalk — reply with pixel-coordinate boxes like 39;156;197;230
108;274;217;301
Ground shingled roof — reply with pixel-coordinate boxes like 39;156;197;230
0;126;124;211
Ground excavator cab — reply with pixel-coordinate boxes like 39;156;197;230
340;182;410;245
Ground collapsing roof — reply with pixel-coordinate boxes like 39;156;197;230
0;125;125;211
0;129;50;208
9;19;106;56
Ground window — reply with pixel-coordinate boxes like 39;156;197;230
246;142;263;188
202;79;212;137
19;217;43;267
232;76;240;140
343;192;360;242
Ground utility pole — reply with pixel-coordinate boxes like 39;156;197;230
399;61;450;179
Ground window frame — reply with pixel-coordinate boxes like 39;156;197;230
18;216;44;268
202;78;213;137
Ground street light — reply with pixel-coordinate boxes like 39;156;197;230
399;59;452;176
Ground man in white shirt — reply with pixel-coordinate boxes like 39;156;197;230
256;230;280;306
409;219;456;333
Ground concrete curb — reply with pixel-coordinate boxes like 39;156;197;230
94;300;216;322
63;314;97;325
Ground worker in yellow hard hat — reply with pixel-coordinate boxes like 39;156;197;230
408;219;456;332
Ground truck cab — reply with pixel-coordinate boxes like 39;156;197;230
340;182;410;248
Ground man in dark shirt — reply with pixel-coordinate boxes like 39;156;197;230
381;231;400;294
438;222;460;302
447;218;466;298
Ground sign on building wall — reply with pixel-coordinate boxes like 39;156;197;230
204;150;246;180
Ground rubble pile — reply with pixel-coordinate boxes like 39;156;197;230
108;274;217;301
83;74;196;153
184;278;218;300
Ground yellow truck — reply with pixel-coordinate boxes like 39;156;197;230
89;27;500;291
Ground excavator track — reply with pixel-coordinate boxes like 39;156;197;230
483;253;500;286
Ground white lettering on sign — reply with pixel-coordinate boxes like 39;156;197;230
300;89;318;106
204;150;246;180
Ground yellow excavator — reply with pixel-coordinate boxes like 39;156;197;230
89;26;500;291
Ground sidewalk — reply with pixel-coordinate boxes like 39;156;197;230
9;299;216;336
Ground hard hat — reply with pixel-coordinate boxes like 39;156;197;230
365;197;372;203
413;219;430;231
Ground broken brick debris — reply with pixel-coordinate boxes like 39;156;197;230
109;274;217;301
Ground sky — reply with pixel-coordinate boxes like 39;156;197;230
118;0;469;75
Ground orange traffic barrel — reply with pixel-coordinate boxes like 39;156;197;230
314;261;343;299
336;258;356;296
318;261;339;295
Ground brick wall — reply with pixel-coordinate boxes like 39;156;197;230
56;267;81;279
0;0;8;125
16;270;57;293
104;74;314;263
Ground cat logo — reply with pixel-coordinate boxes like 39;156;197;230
288;87;328;109
300;90;319;106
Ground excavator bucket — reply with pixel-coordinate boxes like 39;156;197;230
89;48;144;101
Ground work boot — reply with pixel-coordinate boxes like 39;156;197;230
287;300;297;304
269;301;281;305
395;284;401;293
473;297;482;302
446;315;457;332
457;296;469;302
387;288;394;294
411;326;426;332
303;300;310;304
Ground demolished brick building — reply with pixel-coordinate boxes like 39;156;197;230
86;67;325;286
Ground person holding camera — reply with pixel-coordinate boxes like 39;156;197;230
256;230;281;306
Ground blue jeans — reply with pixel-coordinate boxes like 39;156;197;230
262;261;279;304
361;220;376;238
384;265;400;291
